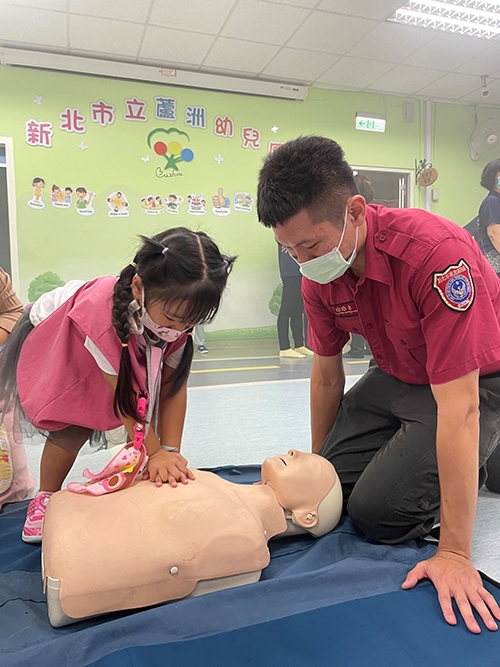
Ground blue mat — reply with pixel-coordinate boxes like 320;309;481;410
89;583;500;667
1;466;497;667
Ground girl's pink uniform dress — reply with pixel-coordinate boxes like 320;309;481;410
17;277;188;433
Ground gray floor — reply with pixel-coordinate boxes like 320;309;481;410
21;339;500;581
472;487;500;581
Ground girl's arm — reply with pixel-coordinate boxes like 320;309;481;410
158;364;187;450
101;369;194;487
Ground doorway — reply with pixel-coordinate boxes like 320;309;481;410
351;166;414;209
0;138;19;293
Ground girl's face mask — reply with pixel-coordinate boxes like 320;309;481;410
139;309;186;343
132;288;188;343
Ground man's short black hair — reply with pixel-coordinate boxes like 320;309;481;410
257;136;357;228
480;158;500;191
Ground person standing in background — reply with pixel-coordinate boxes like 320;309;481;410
344;174;374;359
194;323;208;354
476;158;500;278
277;243;312;358
353;173;375;206
476;160;500;490
0;267;35;510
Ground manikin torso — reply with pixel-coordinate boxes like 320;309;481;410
42;451;342;626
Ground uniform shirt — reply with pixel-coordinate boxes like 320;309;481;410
477;190;500;254
0;267;24;333
303;205;500;385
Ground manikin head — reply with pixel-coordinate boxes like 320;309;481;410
261;450;342;538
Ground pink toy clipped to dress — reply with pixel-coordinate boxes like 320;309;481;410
67;397;148;496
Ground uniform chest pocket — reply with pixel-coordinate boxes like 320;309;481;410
385;323;427;368
330;301;361;333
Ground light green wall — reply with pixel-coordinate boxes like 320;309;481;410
431;101;500;225
0;64;498;334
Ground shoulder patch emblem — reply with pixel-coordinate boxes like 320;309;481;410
432;259;475;312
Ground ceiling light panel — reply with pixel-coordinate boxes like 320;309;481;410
388;0;500;38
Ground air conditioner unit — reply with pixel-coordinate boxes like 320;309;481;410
0;47;308;101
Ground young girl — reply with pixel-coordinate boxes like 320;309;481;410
0;227;235;542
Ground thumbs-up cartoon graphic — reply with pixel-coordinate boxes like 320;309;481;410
212;187;231;216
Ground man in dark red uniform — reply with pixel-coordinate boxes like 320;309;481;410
257;136;500;634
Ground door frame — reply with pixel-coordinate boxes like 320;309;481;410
0;137;19;293
350;165;415;209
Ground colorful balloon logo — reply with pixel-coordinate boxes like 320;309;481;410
147;128;194;171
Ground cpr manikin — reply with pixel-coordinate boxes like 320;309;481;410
42;450;342;627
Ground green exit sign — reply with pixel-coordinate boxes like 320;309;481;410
356;114;386;133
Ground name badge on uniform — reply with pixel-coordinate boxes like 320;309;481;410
331;301;359;317
432;259;475;312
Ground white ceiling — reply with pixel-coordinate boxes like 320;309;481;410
1;0;500;107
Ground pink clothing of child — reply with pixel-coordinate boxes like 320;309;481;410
17;277;188;433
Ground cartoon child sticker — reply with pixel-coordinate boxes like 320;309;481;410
187;194;206;216
140;194;165;215
74;187;95;216
106;191;129;217
234;192;253;212
243;194;253;210
51;184;72;209
51;184;62;204
212;188;231;217
28;177;46;209
165;193;184;214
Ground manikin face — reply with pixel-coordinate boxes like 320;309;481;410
261;450;337;528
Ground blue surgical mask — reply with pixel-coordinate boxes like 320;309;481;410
298;206;358;284
497;176;500;189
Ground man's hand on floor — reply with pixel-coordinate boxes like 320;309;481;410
402;551;500;634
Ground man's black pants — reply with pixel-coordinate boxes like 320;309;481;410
320;365;500;544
